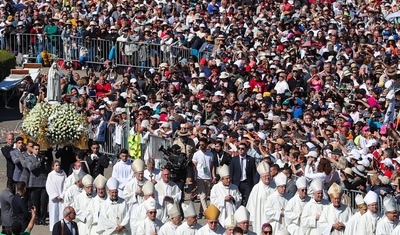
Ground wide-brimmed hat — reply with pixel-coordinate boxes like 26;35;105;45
177;129;190;136
352;165;367;178
33;20;41;26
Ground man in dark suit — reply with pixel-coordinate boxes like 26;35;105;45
212;140;231;181
12;182;30;230
86;141;109;178
229;142;258;206
52;206;79;235
1;133;15;182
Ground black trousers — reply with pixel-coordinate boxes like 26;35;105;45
30;187;48;221
239;180;251;206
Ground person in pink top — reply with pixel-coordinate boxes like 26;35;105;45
307;74;324;92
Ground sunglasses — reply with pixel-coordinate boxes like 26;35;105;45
238;147;246;150
263;231;272;234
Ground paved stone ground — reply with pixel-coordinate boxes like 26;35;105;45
0;67;211;234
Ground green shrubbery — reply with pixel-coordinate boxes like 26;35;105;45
0;50;16;82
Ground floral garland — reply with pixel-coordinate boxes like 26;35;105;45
21;102;87;144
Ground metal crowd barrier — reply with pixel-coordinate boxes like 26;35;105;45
3;33;193;69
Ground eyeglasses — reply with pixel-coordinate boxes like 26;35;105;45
263;231;272;234
148;211;157;214
206;106;212;108
238;147;246;150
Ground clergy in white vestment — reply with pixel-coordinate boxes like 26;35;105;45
64;164;86;193
224;214;236;235
393;225;400;235
246;161;276;235
112;149;134;197
196;204;226;235
210;164;242;227
264;172;289;234
154;168;182;222
45;160;66;231
356;190;382;235
318;183;351;235
63;169;85;207
176;201;202;235
235;206;256;235
343;194;367;235
376;197;398;235
284;176;310;235
123;158;147;213
130;181;164;234
97;177;130;235
136;197;164;235
159;203;182;235
87;174;108;235
144;158;162;185
300;178;330;235
73;174;94;235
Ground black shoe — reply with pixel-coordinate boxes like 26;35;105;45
40;220;48;226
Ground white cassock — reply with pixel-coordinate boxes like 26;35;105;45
246;181;275;235
176;222;202;235
123;177;147;214
129;198;164;234
72;191;94;235
195;225;226;235
64;171;86;192
264;191;289;233
159;221;179;235
356;210;382;235
112;160;134;197
144;168;162;183
45;170;66;231
210;182;242;227
136;216;163;235
376;216;398;235
63;184;82;207
97;197;130;235
392;223;400;235
86;195;107;235
318;203;352;235
343;211;362;235
300;198;330;235
154;180;182;222
284;195;310;235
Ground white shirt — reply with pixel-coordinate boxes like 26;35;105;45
193;149;213;180
239;156;247;181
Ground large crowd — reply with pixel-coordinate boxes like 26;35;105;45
3;0;400;234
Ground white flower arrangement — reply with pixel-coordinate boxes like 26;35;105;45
21;102;87;144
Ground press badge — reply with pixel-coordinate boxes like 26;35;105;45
203;166;209;174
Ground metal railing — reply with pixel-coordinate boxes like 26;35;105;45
3;33;193;69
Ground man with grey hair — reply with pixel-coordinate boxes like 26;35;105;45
52;206;79;235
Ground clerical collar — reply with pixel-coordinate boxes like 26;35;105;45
110;198;118;202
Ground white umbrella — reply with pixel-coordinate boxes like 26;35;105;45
386;11;400;21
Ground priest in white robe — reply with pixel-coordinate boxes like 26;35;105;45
112;149;133;197
392;223;400;235
318;183;351;235
129;181;164;234
356;190;382;235
246;162;276;235
87;174;108;235
64;164;86;192
144;158;162;185
196;204;226;235
210;164;242;227
300;178;330;235
63;170;85;207
224;214;236;235
159;203;182;235
264;172;289;234
73;174;94;235
123;158;147;213
344;194;367;235
176;201;202;235
376;197;398;235
45;160;66;231
154;168;182;222
284;176;310;235
97;177;130;235
136;197;164;235
235;206;256;235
